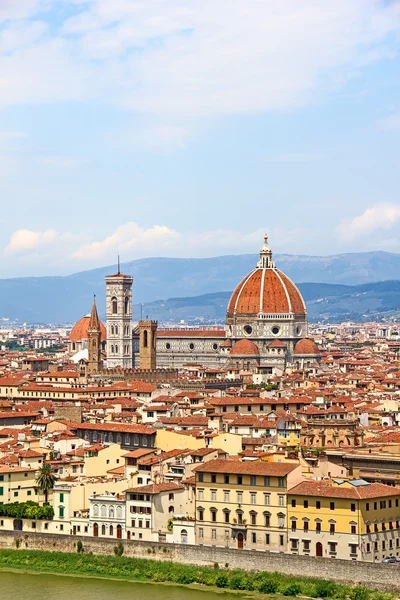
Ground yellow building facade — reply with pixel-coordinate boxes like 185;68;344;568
194;458;302;552
0;466;41;504
288;479;400;562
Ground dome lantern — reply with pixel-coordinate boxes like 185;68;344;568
257;233;275;269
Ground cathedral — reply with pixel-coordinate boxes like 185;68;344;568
69;235;321;373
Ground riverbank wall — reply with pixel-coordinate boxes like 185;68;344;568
0;530;397;591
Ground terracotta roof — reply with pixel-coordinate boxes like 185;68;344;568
40;371;78;378
189;448;218;456
267;339;286;348
69;315;106;342
18;450;42;458
107;465;125;474
0;411;39;419
107;273;133;279
124;482;184;494
193;458;298;476
227;268;306;316
123;449;155;458
289;480;400;499
230;339;259;355
294;338;320;356
0;465;35;473
220;339;232;348
76;423;155;435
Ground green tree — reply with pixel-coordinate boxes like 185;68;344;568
35;464;56;504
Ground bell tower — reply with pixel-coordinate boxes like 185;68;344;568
138;320;157;370
87;296;102;375
105;259;133;369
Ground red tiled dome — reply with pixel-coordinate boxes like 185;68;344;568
230;339;260;355
69;315;107;342
227;268;306;316
294;338;320;355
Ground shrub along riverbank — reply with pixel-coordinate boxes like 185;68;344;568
0;548;393;600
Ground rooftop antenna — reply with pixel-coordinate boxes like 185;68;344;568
117;255;120;275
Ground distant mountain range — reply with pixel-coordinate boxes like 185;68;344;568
133;281;400;325
1;251;400;323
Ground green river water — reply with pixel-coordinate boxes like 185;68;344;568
0;571;236;600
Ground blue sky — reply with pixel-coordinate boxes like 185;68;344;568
0;0;400;277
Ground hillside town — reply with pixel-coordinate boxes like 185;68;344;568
1;238;400;565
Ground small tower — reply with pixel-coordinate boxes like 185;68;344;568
257;233;275;269
105;258;133;369
87;296;102;375
138;320;157;370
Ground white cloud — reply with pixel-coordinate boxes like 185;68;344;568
0;132;27;142
0;1;50;22
3;222;305;274
0;0;399;118
41;156;88;169
0;155;18;177
377;113;400;130
4;228;76;255
73;222;181;261
109;124;191;151
264;153;324;163
337;203;400;242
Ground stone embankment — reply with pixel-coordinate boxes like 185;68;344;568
0;530;397;591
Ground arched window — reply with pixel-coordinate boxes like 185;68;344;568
169;506;174;513
181;529;188;544
264;511;271;527
101;524;106;535
101;505;107;518
111;345;114;354
116;506;122;519
109;507;115;519
111;325;115;335
110;525;114;536
115;325;119;335
116;434;122;444
93;504;99;517
125;297;129;314
143;330;148;348
108;432;113;443
115;345;119;354
112;297;118;314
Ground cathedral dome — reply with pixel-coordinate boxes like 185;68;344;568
69;315;107;342
230;339;260;355
227;235;306;318
293;338;320;355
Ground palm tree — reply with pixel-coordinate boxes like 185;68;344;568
36;463;56;505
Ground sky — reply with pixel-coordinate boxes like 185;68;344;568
1;0;400;277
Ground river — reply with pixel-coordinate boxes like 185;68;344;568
0;570;236;600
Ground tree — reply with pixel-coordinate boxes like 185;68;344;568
35;464;56;504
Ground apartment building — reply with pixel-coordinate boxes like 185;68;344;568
288;479;400;562
193;458;302;551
